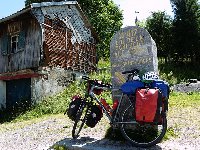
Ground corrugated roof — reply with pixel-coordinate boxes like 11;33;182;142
0;1;78;24
31;1;78;8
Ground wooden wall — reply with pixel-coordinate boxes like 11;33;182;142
0;13;42;73
0;4;97;74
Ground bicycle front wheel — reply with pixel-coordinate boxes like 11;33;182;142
120;106;167;148
72;102;88;139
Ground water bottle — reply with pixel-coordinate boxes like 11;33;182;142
100;98;111;112
112;100;119;110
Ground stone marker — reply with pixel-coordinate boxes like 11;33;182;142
110;26;158;99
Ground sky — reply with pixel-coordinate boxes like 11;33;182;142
0;0;173;27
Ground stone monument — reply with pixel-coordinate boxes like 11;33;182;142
110;26;158;99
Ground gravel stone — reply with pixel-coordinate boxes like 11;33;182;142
0;107;199;150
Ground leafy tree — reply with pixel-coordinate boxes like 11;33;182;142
25;0;123;59
170;0;200;63
145;11;173;62
76;0;123;59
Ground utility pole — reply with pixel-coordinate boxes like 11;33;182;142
135;11;139;26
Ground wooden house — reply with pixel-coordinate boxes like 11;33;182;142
0;1;97;109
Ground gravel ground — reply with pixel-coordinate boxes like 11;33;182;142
0;106;200;150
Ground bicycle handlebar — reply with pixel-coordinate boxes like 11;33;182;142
122;69;139;75
81;76;112;89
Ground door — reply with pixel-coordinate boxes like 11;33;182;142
6;78;31;109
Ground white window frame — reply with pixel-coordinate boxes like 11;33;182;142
11;34;19;53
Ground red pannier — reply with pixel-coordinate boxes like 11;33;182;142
135;88;162;123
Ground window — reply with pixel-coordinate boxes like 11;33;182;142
1;30;25;56
11;34;19;53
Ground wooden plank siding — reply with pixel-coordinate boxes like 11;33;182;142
0;13;41;73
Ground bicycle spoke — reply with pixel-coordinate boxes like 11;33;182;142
72;103;88;139
120;106;167;147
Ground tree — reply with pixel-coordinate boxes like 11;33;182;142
145;11;173;62
25;0;123;59
76;0;123;59
170;0;200;63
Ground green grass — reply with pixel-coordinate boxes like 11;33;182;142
169;92;200;107
52;144;69;150
0;59;199;144
163;127;178;140
0;81;85;123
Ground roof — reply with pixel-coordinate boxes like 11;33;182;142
0;6;31;24
0;1;98;40
0;1;85;24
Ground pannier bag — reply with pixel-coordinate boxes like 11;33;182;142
67;97;82;121
121;81;144;95
135;88;162;123
86;105;103;128
151;80;170;98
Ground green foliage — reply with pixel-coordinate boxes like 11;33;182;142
90;60;111;83
13;81;85;121
52;144;69;150
136;20;147;28
159;60;200;85
1;60;200;145
163;127;178;140
145;11;173;60
77;0;123;59
170;0;200;63
145;0;200;65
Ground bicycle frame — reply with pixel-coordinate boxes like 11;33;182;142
70;72;168;147
88;85;137;125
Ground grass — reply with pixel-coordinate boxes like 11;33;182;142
0;59;199;144
169;92;200;107
0;80;86;123
52;145;69;150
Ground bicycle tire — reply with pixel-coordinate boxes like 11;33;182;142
72;102;88;139
120;105;167;148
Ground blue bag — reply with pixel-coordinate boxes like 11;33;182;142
120;81;144;95
151;80;169;98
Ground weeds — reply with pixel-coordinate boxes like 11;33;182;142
0;59;199;142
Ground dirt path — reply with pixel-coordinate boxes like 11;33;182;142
0;107;200;150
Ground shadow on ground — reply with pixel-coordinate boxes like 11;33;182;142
48;136;163;150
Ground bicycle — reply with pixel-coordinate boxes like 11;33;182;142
65;69;168;148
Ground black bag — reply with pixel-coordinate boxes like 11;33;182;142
67;98;82;121
86;105;103;128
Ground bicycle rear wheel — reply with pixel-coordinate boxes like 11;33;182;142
72;102;88;139
120;105;167;148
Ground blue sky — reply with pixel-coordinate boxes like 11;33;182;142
0;0;25;19
0;0;173;27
